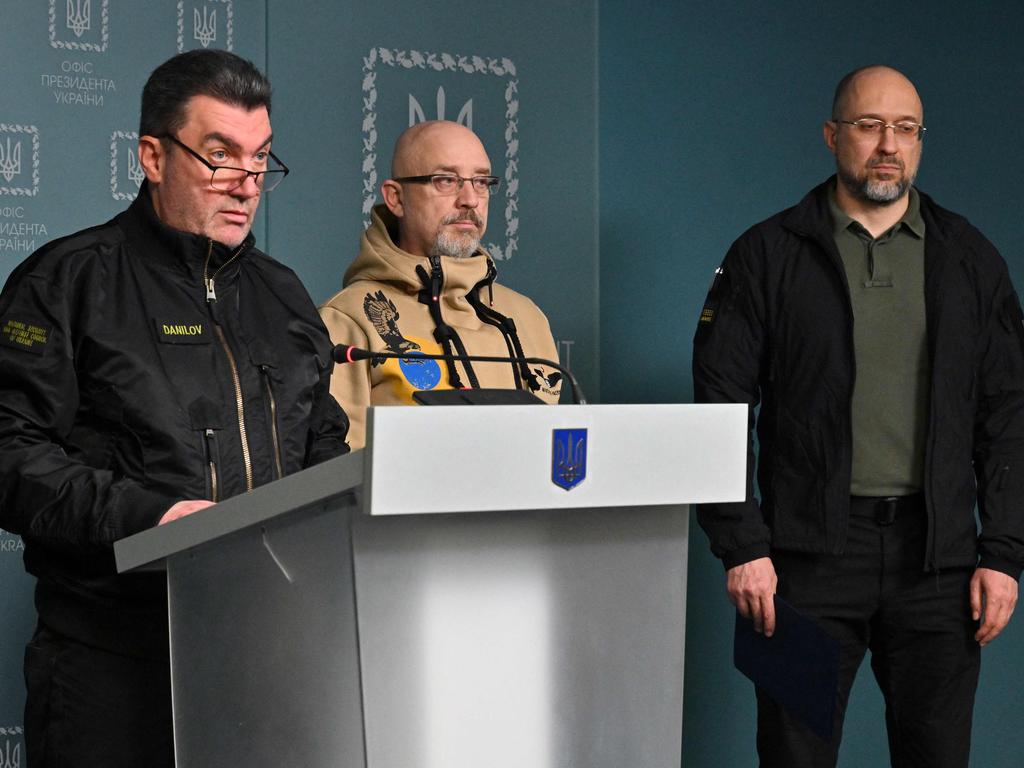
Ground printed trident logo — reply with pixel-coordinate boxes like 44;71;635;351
551;428;588;491
0;139;22;183
408;87;473;130
194;6;217;48
0;738;20;768
66;0;91;38
127;148;145;188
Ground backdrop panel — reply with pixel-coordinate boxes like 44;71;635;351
265;0;599;402
0;2;268;761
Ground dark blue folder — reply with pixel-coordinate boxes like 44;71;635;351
733;596;841;741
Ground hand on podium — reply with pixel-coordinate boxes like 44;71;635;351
159;499;216;525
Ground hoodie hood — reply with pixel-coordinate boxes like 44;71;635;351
344;204;495;330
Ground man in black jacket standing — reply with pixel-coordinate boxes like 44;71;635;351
0;51;349;767
694;65;1023;767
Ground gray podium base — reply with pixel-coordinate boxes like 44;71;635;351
167;498;688;768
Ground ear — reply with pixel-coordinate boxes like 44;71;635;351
138;136;166;184
823;121;838;155
380;179;404;218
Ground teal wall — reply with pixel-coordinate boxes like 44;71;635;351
598;1;1024;765
2;0;1023;765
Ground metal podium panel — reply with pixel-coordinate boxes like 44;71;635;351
352;503;689;768
167;497;365;768
111;406;737;768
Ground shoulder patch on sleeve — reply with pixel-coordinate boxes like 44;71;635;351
694;266;729;345
699;266;728;323
0;317;51;355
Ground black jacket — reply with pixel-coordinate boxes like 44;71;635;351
0;186;349;656
693;179;1024;579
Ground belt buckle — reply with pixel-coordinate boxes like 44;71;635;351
877;497;898;526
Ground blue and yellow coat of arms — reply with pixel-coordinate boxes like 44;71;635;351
551;428;587;491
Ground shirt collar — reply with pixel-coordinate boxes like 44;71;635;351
828;182;924;240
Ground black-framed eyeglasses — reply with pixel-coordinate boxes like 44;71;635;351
393;174;501;196
163;135;289;192
833;118;927;143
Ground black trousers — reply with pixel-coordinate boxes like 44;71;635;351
23;623;174;768
756;496;980;768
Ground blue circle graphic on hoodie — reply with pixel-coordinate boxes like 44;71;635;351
399;353;442;390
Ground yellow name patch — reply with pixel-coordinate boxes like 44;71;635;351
153;318;210;345
162;323;203;336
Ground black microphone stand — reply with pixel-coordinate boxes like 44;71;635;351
332;344;587;404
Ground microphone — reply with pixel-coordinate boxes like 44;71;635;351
331;344;587;404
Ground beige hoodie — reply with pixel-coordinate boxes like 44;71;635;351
320;205;561;449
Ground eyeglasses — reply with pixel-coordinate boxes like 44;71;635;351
393;174;501;196
163;135;289;192
833;118;927;144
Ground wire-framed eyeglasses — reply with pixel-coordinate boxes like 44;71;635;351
833;118;927;144
393;174;501;196
164;135;289;192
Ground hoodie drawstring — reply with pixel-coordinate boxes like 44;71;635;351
415;257;481;389
466;261;541;392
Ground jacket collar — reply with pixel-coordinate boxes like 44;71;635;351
117;180;255;284
783;175;967;248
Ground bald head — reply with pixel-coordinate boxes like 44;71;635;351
832;65;923;122
390;120;489;178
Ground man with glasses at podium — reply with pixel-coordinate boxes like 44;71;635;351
693;65;1024;767
0;50;348;768
320;120;562;450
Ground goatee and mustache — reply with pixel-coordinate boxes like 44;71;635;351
839;154;917;205
430;211;484;259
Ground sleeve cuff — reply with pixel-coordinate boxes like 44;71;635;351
722;542;772;570
977;554;1023;581
105;481;182;540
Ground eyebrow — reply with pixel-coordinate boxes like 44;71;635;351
856;114;922;123
434;164;493;175
200;132;274;151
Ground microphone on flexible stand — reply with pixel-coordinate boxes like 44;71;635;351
331;344;587;405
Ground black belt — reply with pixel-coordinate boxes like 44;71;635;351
849;493;924;526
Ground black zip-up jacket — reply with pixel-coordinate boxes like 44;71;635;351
0;186;349;656
694;179;1024;580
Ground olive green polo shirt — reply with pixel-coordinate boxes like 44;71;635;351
829;186;929;496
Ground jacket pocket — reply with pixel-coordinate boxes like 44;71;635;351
201;428;221;503
188;396;225;503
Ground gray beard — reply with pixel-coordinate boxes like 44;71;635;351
838;165;916;206
431;230;480;259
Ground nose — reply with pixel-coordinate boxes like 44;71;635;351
231;171;263;199
877;124;900;154
455;179;480;208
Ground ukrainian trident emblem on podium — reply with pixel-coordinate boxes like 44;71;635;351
552;428;587;491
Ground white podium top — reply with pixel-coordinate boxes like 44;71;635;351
364;403;746;516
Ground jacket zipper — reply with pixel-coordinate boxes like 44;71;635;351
203;240;246;302
259;365;284;480
203;428;220;502
203;239;255;493
214;324;254;492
